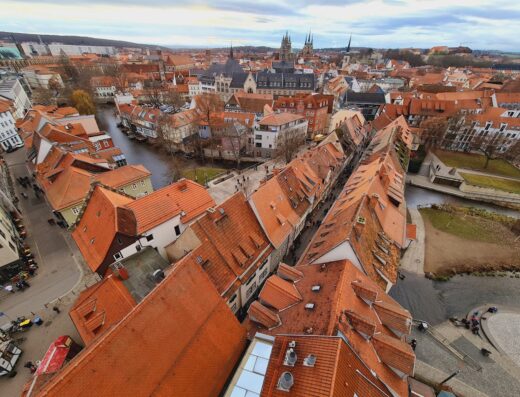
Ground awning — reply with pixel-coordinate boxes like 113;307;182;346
36;336;73;375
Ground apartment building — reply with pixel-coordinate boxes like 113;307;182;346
254;113;308;158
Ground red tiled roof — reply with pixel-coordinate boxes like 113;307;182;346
249;167;311;249
69;275;136;345
260;335;392;397
248;301;281;329
188;192;272;295
276;263;303;282
246;260;414;397
124;178;214;233
259;275;302;311
35;254;247;397
372;333;415;376
406;224;417;240
259;112;305;126
72;186;134;273
43;165;150;211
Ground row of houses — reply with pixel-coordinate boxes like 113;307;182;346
24;115;420;397
17;105;153;226
378;90;520;156
69;135;347;319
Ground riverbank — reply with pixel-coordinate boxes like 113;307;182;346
420;205;520;276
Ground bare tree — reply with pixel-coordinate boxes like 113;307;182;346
162;89;184;109
421;116;449;150
156;113;177;154
103;62;128;92
145;84;164;108
31;88;56;106
275;127;306;164
163;156;184;183
421;112;465;150
194;93;224;123
470;134;504;169
190;94;224;161
223;122;247;168
504;141;520;164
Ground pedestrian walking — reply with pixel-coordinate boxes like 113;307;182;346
410;339;417;351
52;306;61;314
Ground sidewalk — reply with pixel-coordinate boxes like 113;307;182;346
400;208;425;274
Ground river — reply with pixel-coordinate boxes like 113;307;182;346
96;105;254;189
406;185;519;218
396;186;519;324
97;106;180;188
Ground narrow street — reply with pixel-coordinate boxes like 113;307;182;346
283;148;364;265
0;149;85;320
0;149;96;395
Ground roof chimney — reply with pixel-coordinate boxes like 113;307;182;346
303;354;317;367
284;347;297;366
277;372;294;392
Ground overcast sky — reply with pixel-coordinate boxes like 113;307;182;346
2;0;519;51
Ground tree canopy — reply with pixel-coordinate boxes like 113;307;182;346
71;89;96;115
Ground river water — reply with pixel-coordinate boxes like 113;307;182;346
97;106;252;189
406;185;519;218
397;187;519;324
97;106;179;188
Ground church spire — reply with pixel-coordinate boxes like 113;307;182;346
346;34;352;53
229;42;234;59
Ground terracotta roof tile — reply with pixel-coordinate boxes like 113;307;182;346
373;301;413;335
124;178;214;233
372;333;415;376
246;260;415;396
69;275;136;345
260;335;391;397
259;275;302;310
35;255;247;397
72;186;134;273
186;192;272;295
248;301;281;329
44;165;150;211
276;263;304;282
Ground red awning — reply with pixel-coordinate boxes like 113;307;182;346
36;336;73;375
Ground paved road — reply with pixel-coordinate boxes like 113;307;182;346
0;149;84;323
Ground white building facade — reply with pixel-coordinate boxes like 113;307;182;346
0;107;23;150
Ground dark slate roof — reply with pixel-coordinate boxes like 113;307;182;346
492;63;520;71
346;91;386;104
254;72;315;90
202;58;244;78
272;61;295;73
230;73;249;88
189;68;205;77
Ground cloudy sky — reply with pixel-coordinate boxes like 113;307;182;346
2;0;520;51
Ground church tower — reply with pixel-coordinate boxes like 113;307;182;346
302;30;313;57
280;31;292;62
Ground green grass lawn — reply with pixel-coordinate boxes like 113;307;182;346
182;167;226;183
434;149;520;179
460;173;520;194
420;208;500;243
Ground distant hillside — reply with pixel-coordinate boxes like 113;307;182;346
0;31;165;50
